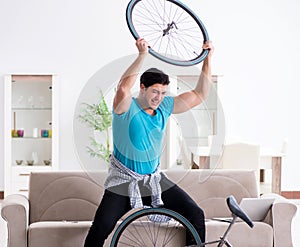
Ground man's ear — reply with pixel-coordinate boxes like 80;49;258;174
140;83;146;90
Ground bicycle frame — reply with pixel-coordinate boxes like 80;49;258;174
202;196;254;246
203;215;238;247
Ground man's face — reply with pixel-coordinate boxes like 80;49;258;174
141;83;168;110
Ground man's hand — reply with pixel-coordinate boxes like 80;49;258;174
136;38;149;54
203;41;214;60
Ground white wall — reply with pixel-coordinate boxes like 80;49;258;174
0;0;299;190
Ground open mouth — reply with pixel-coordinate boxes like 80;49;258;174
151;100;160;107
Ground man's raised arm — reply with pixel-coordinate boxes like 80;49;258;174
113;38;149;114
173;41;214;114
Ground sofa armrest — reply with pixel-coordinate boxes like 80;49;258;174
1;194;29;247
261;193;297;247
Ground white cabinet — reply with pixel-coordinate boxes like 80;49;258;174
4;75;59;196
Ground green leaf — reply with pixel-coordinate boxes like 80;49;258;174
77;89;112;163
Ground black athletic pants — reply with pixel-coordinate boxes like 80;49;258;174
84;175;205;246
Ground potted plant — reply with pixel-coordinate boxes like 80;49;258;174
78;90;112;163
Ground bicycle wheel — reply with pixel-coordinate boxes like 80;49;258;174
126;0;209;66
110;207;202;247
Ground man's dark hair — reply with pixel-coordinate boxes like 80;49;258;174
140;68;170;88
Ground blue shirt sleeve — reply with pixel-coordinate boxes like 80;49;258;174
160;96;174;116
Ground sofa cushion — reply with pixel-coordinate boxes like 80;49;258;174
28;221;91;247
165;169;258;218
28;220;186;247
206;220;273;247
27;220;273;247
28;172;106;223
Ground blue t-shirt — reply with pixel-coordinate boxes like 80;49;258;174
113;97;174;174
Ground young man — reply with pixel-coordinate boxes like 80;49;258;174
84;38;214;246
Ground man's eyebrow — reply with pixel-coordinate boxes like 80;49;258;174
153;88;167;93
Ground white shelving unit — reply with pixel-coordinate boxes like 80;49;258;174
4;74;59;196
163;75;222;169
175;75;220;146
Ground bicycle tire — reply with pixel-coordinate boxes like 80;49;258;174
126;0;209;66
110;207;202;246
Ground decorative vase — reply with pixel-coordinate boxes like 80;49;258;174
31;152;39;165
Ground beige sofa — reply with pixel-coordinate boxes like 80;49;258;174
1;170;297;247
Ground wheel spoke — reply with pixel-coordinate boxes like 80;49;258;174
111;208;203;246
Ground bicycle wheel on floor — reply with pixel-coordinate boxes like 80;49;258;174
110;207;202;247
126;0;209;66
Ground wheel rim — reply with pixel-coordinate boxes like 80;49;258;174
110;208;202;246
126;0;209;66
